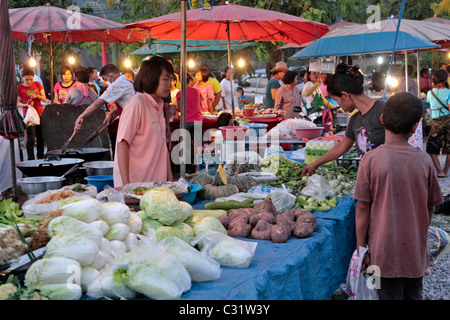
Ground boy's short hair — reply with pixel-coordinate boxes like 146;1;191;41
21;68;34;77
100;64;120;76
383;92;423;135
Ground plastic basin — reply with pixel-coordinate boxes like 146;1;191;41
243;123;268;137
85;175;114;192
183;183;203;204
220;126;249;140
295;127;323;139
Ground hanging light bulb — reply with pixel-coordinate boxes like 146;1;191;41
28;56;37;68
124;57;132;68
386;75;398;87
68;56;76;65
237;58;245;68
188;59;195;69
377;56;383;64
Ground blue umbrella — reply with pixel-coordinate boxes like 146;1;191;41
289;31;439;59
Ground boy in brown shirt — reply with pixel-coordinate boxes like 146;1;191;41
353;92;443;300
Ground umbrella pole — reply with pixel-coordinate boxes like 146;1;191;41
9;139;18;202
48;34;54;102
226;21;235;124
416;51;420;97
404;51;408;92
180;0;187;178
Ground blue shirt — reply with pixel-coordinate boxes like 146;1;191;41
427;88;450;119
265;78;281;109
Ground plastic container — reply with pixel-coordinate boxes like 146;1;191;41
243;123;268;137
183;183;203;204
295;127;323;139
220;126;249;140
244;108;255;117
85;175;114;192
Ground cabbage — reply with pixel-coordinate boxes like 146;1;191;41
156;226;190;243
61;198;102;223
191;231;257;268
101;202;131;226
24;257;81;287
170;222;195;243
89;250;108;270
141;218;164;234
47;216;103;245
59;196;91;207
81;266;100;292
127;212;142;234
123;233;138;252
89;220;110;236
140;187;183;225
104;223;130;241
33;283;82;300
114;253;191;300
158;237;221;282
173;201;193;224
109;240;127;257
45;233;99;266
193;216;227;237
100;276;137;300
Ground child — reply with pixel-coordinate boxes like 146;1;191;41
353;92;443;300
237;86;246;107
17;68;47;160
53;65;76;104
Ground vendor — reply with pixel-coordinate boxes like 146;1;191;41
113;56;174;187
73;64;135;132
301;64;386;177
301;70;334;117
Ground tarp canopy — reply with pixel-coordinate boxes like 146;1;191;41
290;31;439;59
131;39;254;55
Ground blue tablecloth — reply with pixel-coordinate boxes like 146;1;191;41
185;196;356;300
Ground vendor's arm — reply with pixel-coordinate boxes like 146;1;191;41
74;98;107;131
355;200;371;269
303;82;321;97
301;135;354;177
117;140;131;186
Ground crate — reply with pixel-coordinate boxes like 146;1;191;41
335;157;361;170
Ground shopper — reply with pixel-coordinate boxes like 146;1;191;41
53;65;76;104
274;70;301;119
220;66;239;111
301;64;385;177
425;69;450;178
114;56;174;187
17;68;46;160
353;92;443;300
65;68;98;105
194;67;215;113
265;61;289;109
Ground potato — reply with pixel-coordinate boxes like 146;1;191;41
296;212;317;230
271;224;291;243
294;208;312;220
293;222;315;238
251;219;273;240
249;210;276;227
228;216;249;230
253;198;277;216
281;209;295;221
227;223;252;238
228;209;251;223
276;215;296;233
218;215;231;229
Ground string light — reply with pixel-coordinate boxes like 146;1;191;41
188;59;195;69
28;56;37;67
68;56;76;65
237;58;245;68
124;57;132;68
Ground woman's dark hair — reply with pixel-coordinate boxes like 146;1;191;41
21;68;34;77
133;56;174;94
87;66;97;75
197;65;210;82
323;73;332;85
327;63;364;96
431;69;448;85
282;70;298;85
75;69;89;84
217;112;233;128
60;65;73;77
299;69;307;79
99;64;120;76
382;92;423;135
420;67;429;78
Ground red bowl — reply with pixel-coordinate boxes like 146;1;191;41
220;126;249;140
295;127;323;139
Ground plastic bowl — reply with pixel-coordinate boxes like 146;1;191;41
183;183;203;204
295;127;323;139
220;126;249;140
85;175;114;192
243;123;268;137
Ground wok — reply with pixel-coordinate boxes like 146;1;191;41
46;147;110;162
16;155;85;177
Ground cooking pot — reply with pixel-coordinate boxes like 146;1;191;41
83;161;114;176
16;155;85;177
46;148;110;162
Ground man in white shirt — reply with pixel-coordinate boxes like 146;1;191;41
74;64;135;131
220;66;239;111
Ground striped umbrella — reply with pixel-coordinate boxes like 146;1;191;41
9;4;142;100
0;0;26;201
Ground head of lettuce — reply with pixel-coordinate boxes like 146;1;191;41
140;187;183;226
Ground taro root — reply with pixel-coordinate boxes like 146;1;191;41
281;209;295;221
253;198;278;216
218;215;231;229
227;222;252;238
251;219;273;240
228;216;249;230
249;210;276;227
293;222;315;239
271;224;291;243
276;214;296;233
294;208;312;220
296;212;317;230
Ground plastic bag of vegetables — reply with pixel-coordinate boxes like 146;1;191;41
300;174;335;201
61;198;102;223
158;237;221;282
139;187;183;225
47;216;103;246
269;188;296;213
44;233;99;266
113;234;191;300
86;265;136;300
193;216;227;237
191;231;257;268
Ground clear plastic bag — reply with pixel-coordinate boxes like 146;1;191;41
23;106;40;126
96;185;125;203
269;186;296;213
300;174;335;201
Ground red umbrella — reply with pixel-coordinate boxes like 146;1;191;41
126;3;328;45
0;0;26;200
9;4;142;100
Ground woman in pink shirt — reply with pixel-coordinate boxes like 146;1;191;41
113;56;174;187
194;68;214;113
